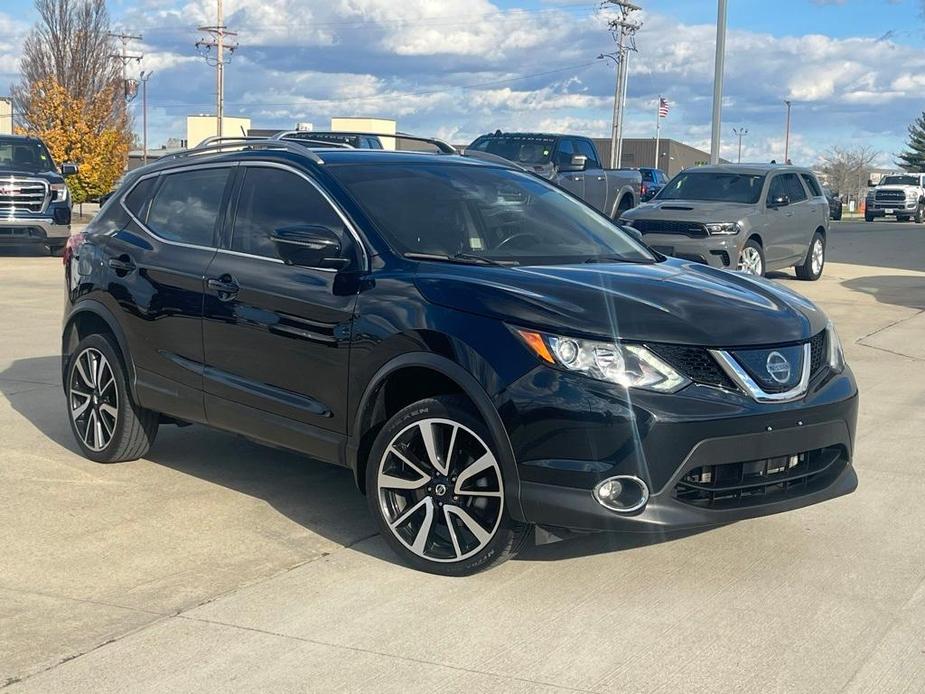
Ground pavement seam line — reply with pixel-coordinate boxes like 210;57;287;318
854;308;925;362
0;585;171;619
176;614;597;694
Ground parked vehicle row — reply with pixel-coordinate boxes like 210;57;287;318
62;135;858;575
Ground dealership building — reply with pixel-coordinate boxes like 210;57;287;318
593;138;720;177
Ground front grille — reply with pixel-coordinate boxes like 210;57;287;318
809;330;826;378
0;177;49;214
875;190;906;202
674;445;847;509
646;343;736;390
630;219;708;237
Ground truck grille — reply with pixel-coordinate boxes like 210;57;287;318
875;190;906;202
674;445;847;509
0;177;49;214
629;219;708;238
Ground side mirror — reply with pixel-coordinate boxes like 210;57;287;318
866;179;875;188
559;154;588;173
768;194;790;208
61;162;78;177
271;225;349;269
621;225;644;244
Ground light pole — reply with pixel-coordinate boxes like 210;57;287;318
733;127;748;163
710;0;728;164
139;71;153;165
784;100;792;164
602;1;641;169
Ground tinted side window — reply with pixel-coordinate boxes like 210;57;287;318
800;173;822;197
555;139;574;167
123;176;158;221
782;173;807;202
231;167;347;261
575;140;601;168
641;170;655;182
146;168;231;245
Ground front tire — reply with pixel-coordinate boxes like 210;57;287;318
796;232;825;281
915;204;924;224
366;395;531;576
897;215;910;223
66;334;159;463
736;239;765;277
864;212;874;222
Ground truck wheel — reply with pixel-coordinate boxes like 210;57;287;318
796;232;825;281
45;243;65;257
833;208;842;221
897;215;910;223
864;212;874;222
915;205;924;224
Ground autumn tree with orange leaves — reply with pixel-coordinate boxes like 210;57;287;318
12;0;130;204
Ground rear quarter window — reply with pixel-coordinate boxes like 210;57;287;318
122;176;158;221
800;173;823;197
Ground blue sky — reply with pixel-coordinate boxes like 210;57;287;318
2;0;923;166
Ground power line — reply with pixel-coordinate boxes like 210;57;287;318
108;31;143;101
195;0;238;136
601;1;642;169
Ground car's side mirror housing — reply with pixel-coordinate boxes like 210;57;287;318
559;154;588;173
768;194;790;208
271;225;350;270
866;179;875;188
61;162;78;177
621;226;644;244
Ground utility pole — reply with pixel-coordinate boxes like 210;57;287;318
601;1;642;169
709;0;727;164
733;127;748;163
139;71;153;165
108;32;143;101
196;0;238;138
784;100;792;164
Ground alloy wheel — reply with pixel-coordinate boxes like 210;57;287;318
69;347;118;452
810;238;824;275
737;246;763;275
376;418;504;563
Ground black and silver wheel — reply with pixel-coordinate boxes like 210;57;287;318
915;204;924;224
736;239;765;277
796;231;825;281
367;396;530;575
66;334;159;463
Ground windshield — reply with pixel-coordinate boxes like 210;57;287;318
0;137;56;173
657;171;766;204
467;135;556;166
330;163;654;265
880;175;919;186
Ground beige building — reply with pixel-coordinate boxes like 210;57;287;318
330;117;397;150
186;115;252;147
0;97;12;135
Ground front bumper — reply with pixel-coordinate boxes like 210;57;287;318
0;216;71;244
641;232;739;269
866;201;917;217
499;365;858;532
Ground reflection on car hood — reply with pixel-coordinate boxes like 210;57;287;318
0;167;62;181
414;258;827;347
622;199;754;221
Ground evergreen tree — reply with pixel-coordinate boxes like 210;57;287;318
897;112;925;172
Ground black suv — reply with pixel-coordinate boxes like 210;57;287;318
62;136;859;575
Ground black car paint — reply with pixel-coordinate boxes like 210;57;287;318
63;147;858;535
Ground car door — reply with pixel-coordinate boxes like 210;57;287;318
575;138;607;212
763;173;797;268
779;173;812;262
201;162;362;463
101;164;233;423
554;138;585;200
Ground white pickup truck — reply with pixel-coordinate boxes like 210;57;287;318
865;173;925;223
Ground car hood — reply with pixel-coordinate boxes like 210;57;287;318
873;186;915;192
0;167;62;182
622;199;753;221
414;258;827;347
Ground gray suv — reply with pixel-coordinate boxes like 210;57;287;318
620;164;829;280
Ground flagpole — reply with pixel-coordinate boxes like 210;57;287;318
654;95;661;169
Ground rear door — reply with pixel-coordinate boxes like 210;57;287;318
201;162;362;462
575;138;607;212
102;164;233;423
553;138;585;200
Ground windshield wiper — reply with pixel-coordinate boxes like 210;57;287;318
403;252;515;267
584;255;656;264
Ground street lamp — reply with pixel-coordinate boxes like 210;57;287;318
710;0;728;164
139;71;153;165
732;127;748;163
784;100;792;164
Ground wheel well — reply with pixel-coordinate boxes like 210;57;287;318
354;366;469;493
616;193;634;214
815;226;826;239
746;234;763;247
62;311;126;384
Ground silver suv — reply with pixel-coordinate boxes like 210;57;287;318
620;164;830;280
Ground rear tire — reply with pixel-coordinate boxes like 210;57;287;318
65;334;159;463
366;395;531;576
796;232;825;281
832;208;842;221
864;212;874;222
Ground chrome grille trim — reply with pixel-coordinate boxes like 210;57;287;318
0;177;51;214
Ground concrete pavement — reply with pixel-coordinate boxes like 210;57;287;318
1;220;923;692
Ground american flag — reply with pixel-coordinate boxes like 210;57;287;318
658;97;670;118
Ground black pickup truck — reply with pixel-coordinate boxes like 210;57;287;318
0;134;77;254
467;132;641;219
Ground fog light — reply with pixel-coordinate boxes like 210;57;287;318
593;475;649;513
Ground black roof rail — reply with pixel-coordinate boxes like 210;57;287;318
157;136;327;165
270;130;458;155
272;131;356;148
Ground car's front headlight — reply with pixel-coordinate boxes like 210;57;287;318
50;182;68;202
618;218;634;227
516;329;690;393
705;222;741;236
827;321;846;373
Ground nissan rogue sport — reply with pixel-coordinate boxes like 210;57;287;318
62;136;858;575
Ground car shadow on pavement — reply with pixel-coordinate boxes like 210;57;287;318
2;355;709;566
841;275;925;310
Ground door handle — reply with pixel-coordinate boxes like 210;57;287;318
597;176;606;181
108;256;135;273
571;176;582;182
207;276;240;300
